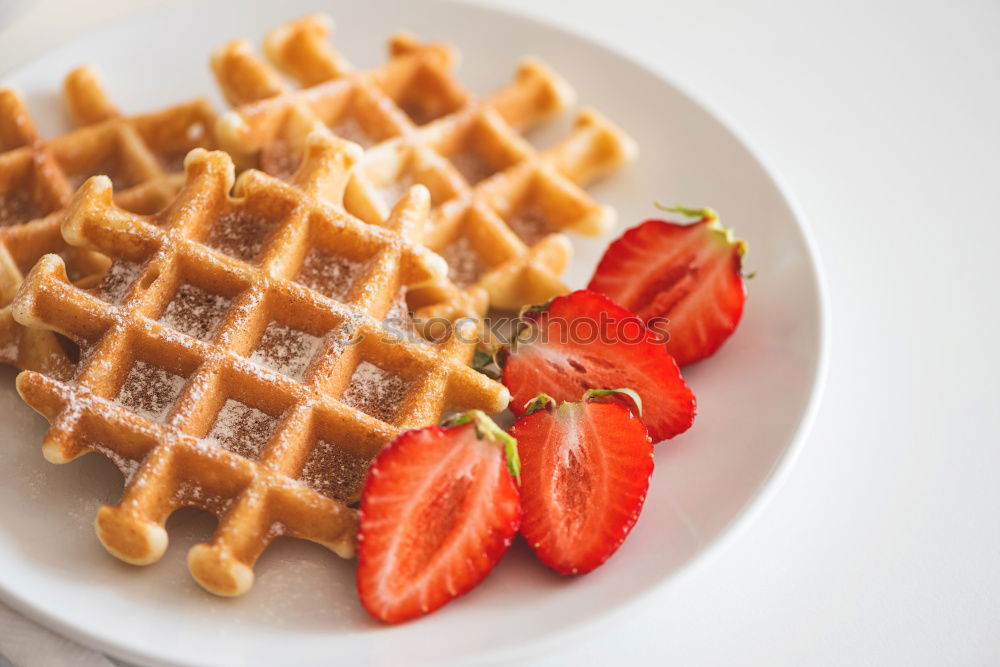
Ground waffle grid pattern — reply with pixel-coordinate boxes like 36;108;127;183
212;14;637;316
12;134;508;596
0;67;216;377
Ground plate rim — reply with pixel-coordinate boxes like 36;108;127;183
0;0;830;664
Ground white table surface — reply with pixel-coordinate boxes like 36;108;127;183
2;0;999;665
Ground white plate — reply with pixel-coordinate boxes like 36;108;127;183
0;1;828;664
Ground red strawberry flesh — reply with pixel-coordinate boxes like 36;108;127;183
501;290;695;442
357;418;520;624
587;209;747;366
512;397;653;575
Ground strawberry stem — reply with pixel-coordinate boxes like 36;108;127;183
524;393;557;415
655;203;748;258
653;202;718;222
517;301;551;318
583;388;643;417
443;410;521;483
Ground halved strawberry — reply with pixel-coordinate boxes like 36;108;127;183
587;205;747;366
356;412;521;624
511;390;653;575
499;290;695;442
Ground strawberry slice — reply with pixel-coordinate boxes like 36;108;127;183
587;205;748;366
499;290;695;442
511;390;653;575
356;412;521;624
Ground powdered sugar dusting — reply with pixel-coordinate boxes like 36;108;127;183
386;287;410;321
508;202;551;245
342;361;409;423
330;116;374;148
161;284;231;341
441;236;487;288
298;439;370;503
0;189;39;226
376;171;413;210
95;260;140;304
266;521;286;540
296;248;363;302
206;209;276;263
173;479;232;513
260;139;300;181
450;149;494;185
204;399;276;460
115;361;185;423
0;335;17;364
249;322;322;379
383;287;417;338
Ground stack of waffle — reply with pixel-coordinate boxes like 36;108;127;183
2;14;635;596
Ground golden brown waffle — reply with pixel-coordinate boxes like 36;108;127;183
0;67;216;378
211;14;637;318
12;132;509;596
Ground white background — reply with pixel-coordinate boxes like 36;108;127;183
2;0;998;665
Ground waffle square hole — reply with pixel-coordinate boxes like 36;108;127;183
440;235;489;289
0;189;41;227
385;287;411;324
95;260;142;304
296;247;365;302
0;153;66;226
204;399;277;460
449;148;496;186
249;322;323;380
390;64;466;126
206;208;279;263
260;139;302;181
148;118;210;174
498;174;586;245
60;132;143;192
155;150;188;175
55;248;104;283
381;287;418;341
298;439;371;504
342;361;410;423
116;187;174;217
327;88;404;149
434;117;524;187
373;168;415;211
330;115;375;148
370;161;459;212
507;200;552;246
160;283;232;342
115;360;186;423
